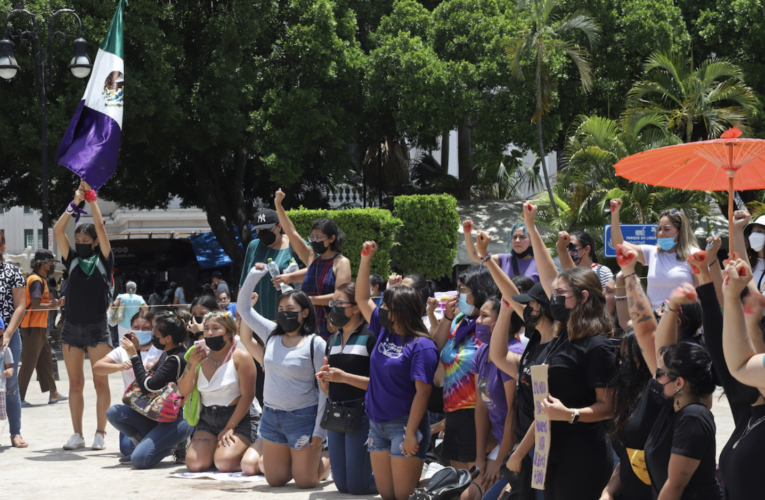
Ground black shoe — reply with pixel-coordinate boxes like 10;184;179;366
173;437;189;464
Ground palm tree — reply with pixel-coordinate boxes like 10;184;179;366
507;0;601;216
624;51;759;142
534;115;710;253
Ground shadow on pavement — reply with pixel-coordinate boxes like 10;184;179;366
25;448;88;461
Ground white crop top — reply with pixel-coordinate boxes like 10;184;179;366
197;358;241;407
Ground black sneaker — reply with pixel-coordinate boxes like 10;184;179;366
173;437;189;464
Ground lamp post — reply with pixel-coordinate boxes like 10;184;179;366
0;1;92;249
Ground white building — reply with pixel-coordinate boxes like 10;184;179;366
0;205;48;255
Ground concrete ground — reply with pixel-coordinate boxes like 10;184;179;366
2;349;736;499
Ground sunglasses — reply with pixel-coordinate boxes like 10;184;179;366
567;243;583;253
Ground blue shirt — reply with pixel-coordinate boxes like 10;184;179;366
116;293;146;329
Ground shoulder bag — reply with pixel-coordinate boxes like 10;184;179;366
319;331;365;433
122;355;183;422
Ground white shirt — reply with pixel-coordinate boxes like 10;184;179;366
753;259;765;292
107;346;163;390
640;245;701;310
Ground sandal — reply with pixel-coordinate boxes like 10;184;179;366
11;435;29;448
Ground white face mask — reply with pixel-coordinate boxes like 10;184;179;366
750;232;765;252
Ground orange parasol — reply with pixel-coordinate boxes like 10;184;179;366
614;127;765;257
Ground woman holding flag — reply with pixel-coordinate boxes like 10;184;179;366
54;180;115;451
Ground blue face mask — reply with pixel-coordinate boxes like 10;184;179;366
657;237;677;251
458;293;475;316
134;330;153;346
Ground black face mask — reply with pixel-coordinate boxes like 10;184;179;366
618;363;632;383
76;243;95;258
193;316;204;324
379;308;390;330
523;305;541;329
151;336;165;351
512;246;533;259
258;228;277;246
648;378;674;407
510;311;524;335
311;240;328;255
549;295;572;323
277;311;302;332
205;335;228;352
330;305;352;328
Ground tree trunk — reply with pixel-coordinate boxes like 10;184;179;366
536;117;558;216
457;118;473;200
441;132;450;173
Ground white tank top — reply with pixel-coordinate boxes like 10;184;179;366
198;358;241;407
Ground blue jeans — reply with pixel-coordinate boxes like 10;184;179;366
6;330;21;437
260;405;319;449
119;432;136;457
368;414;430;460
482;478;507;500
106;404;194;469
327;415;376;495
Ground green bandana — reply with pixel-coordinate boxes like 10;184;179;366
78;253;100;277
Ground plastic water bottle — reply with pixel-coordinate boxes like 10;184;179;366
268;258;293;293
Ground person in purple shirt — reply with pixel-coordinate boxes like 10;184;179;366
356;241;439;500
464;220;539;283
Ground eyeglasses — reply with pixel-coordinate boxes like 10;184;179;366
308;234;328;243
328;300;355;308
655;368;677;380
567;243;583;253
551;290;573;299
458;286;472;294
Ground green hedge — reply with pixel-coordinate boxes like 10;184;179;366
286;207;402;279
393;194;460;279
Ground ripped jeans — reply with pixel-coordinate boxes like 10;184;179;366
259;405;320;450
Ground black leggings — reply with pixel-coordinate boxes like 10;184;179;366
544;426;613;500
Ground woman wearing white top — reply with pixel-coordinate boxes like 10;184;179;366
180;311;258;473
610;199;700;310
742;213;765;292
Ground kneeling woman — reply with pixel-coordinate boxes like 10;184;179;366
238;265;330;488
105;312;195;468
180;311;258;473
357;242;439;500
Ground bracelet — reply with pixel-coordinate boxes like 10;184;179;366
709;259;718;267
502;298;511;308
480;252;492;263
444;315;454;322
624;272;637;280
614;296;628;302
67;201;88;223
84;189;97;202
665;305;678;313
614;284;625;290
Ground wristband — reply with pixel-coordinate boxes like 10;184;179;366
67;201;88;223
444;315;455;322
502;298;511;308
614;284;625;290
480;252;492;263
614;296;627;302
84;189;97;202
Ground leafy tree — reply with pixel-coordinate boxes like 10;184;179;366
506;0;601;215
623;51;759;142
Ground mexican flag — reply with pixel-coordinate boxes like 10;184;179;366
56;0;126;190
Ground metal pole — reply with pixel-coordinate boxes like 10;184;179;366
40;47;49;249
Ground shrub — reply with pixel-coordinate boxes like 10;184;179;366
286;207;402;279
393;194;460;279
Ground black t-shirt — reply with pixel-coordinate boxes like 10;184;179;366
645;403;723;500
62;247;114;325
325;323;376;403
719;403;765;500
515;329;551;441
547;329;617;436
132;345;188;394
612;389;663;500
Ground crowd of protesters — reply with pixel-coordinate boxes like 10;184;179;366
3;183;765;500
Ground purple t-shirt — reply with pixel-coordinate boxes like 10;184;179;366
472;338;525;444
365;307;439;423
498;254;539;283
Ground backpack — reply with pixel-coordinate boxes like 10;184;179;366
409;466;479;500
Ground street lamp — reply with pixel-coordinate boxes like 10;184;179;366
0;1;93;249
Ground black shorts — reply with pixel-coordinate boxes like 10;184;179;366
442;408;477;463
61;319;111;350
195;404;260;444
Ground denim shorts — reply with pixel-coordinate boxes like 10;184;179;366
195;404;260;444
368;414;430;460
61;319;111;350
259;405;318;450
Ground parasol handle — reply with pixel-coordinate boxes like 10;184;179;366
729;176;735;259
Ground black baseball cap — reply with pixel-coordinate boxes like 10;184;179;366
34;249;55;262
511;282;549;305
253;209;279;229
211;271;222;279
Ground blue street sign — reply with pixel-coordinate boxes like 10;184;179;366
604;224;657;257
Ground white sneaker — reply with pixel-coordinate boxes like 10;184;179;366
92;432;106;450
63;433;85;450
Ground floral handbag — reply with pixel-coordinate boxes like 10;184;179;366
122;355;183;423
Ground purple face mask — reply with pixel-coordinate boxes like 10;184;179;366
474;322;495;344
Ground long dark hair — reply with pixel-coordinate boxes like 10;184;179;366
383;286;429;339
459;265;499;311
607;330;651;443
74;223;98;241
130;310;155;328
557;267;613;340
154;312;188;345
269;290;317;339
571;231;598;264
403;274;436;316
659;342;716;396
191;294;219;314
312;218;345;251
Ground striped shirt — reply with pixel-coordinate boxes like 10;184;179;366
325;323;376;402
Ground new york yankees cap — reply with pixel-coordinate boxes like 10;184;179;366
253;209;279;229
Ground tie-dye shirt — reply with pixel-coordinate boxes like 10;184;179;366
440;319;480;412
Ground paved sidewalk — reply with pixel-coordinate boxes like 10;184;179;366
2;351;735;499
